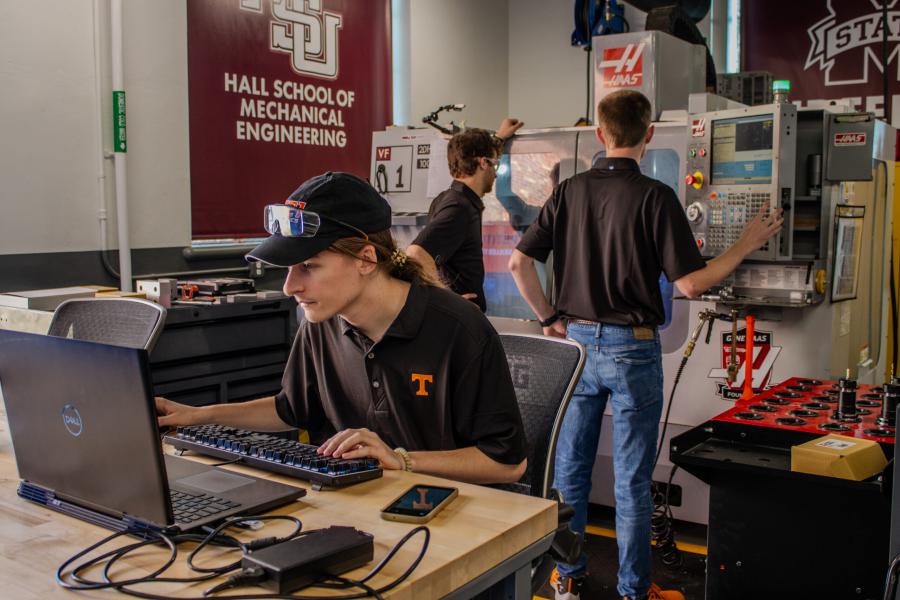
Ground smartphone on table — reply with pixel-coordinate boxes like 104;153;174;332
380;484;458;524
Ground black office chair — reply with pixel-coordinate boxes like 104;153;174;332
497;333;586;594
48;297;167;352
499;333;585;498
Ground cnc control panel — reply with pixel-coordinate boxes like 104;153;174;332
685;104;797;260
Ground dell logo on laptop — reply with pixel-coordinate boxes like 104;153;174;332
61;404;83;437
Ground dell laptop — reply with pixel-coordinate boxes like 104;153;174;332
0;329;305;533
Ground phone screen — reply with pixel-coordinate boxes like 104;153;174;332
382;485;457;517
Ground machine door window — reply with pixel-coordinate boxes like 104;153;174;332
482;152;560;319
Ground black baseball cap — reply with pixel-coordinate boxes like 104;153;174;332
246;172;392;268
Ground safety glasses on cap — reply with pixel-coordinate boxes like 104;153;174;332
264;204;368;239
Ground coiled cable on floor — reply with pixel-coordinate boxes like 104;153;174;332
651;464;682;568
650;355;689;569
650;310;719;569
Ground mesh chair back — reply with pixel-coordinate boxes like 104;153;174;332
48;298;167;351
500;334;585;498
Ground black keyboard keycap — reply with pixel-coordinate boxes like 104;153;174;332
165;425;383;488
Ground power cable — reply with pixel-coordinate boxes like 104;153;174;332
56;516;430;600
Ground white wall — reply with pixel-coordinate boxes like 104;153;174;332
0;0;190;257
408;0;509;132
122;0;191;249
507;0;589;128
0;1;106;255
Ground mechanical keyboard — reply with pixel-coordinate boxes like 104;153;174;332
164;425;383;489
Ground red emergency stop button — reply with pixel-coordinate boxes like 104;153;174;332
696;238;704;249
685;171;704;189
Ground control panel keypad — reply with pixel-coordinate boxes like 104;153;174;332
703;192;771;254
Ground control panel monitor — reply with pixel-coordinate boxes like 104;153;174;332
711;114;774;185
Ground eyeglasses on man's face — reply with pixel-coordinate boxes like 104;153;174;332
482;157;500;172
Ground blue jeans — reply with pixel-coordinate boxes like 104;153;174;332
555;322;663;599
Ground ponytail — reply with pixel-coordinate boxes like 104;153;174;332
329;230;441;287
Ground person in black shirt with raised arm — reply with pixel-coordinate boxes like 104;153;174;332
510;91;783;600
407;118;524;311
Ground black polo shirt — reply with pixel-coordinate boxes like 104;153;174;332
516;157;706;326
274;283;526;465
412;180;487;312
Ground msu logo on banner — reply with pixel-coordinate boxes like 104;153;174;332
187;0;391;238
745;0;899;124
805;0;899;87
241;0;343;79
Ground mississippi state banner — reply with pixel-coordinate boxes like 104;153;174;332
188;0;392;237
742;0;899;126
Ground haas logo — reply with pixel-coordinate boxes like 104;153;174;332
691;118;707;137
241;0;343;79
834;132;867;145
805;0;900;87
598;43;645;88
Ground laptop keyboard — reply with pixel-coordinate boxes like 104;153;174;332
170;489;238;524
164;425;383;489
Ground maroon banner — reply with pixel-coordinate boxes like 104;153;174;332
743;0;899;126
188;0;392;238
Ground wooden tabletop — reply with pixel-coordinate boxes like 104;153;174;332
0;400;557;599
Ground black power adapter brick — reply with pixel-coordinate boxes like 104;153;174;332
241;526;374;593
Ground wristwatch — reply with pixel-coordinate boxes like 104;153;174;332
491;133;506;148
393;447;413;472
539;311;560;327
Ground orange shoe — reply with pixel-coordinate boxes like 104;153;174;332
550;567;585;600
623;583;685;600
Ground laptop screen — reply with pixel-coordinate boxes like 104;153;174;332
0;330;171;526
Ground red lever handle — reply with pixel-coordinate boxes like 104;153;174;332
741;315;756;400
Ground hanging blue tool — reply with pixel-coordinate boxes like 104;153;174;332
571;0;628;48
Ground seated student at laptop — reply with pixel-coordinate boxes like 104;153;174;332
157;172;527;485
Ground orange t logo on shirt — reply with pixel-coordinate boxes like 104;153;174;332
411;373;434;397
